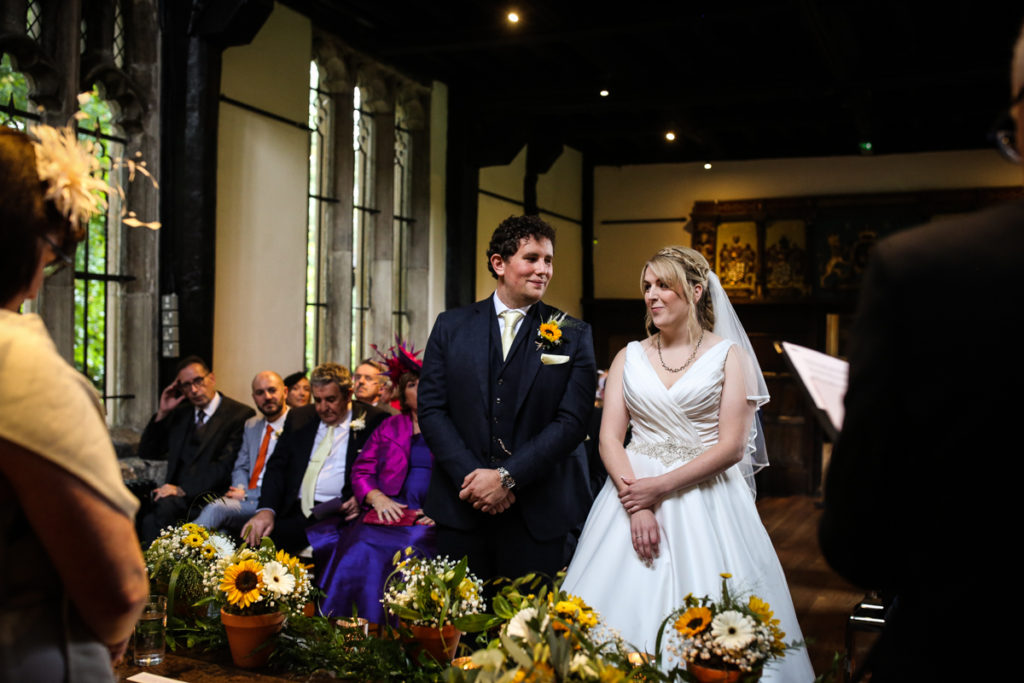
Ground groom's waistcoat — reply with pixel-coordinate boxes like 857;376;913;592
487;310;531;464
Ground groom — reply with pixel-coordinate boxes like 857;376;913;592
419;214;596;583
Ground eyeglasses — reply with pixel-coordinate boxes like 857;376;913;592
40;233;75;278
180;374;210;391
989;84;1024;164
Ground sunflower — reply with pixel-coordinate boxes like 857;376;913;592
200;544;217;560
674;606;712;637
748;596;773;622
182;522;209;539
220;559;264;608
183;532;205;548
539;322;562;343
276;549;312;571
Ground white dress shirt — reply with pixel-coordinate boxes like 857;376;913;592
306;410;352;502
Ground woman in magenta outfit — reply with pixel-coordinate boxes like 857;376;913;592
307;344;435;625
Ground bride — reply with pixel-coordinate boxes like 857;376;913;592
562;246;814;681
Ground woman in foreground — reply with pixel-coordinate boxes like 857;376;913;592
0;127;149;681
562;246;813;681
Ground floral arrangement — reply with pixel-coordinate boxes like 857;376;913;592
444;575;642;682
382;549;486;628
203;538;314;617
144;522;236;611
667;573;802;678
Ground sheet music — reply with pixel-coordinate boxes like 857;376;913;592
780;341;848;432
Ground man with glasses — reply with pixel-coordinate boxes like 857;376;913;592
136;356;254;545
819;22;1024;682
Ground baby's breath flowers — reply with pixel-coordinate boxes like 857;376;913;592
143;522;236;610
382;548;485;627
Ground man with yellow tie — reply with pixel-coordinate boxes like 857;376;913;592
243;363;387;553
193;371;289;532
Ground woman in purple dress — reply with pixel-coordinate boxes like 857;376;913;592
309;345;435;625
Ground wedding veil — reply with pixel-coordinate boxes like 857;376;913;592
706;271;770;496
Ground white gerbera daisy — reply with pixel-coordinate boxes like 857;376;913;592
262;561;296;595
208;534;235;559
711;610;756;650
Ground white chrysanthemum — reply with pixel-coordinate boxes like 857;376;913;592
506;607;538;640
505;607;549;642
262;561;296;595
208;534;235;559
711;610;756;650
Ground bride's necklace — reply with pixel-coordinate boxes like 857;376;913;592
657;329;704;373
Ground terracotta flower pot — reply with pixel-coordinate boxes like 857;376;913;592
220;608;286;668
688;662;761;683
400;621;462;662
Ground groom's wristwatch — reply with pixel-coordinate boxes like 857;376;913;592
496;466;516;490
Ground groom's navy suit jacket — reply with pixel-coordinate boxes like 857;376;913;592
419;298;596;542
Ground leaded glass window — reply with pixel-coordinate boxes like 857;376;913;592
306;61;333;371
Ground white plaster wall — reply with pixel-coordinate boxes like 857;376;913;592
213;3;310;404
594;149;1021;298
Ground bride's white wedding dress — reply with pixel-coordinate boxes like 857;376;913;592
562;340;814;682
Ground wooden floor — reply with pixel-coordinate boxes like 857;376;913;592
118;495;863;681
756;494;865;678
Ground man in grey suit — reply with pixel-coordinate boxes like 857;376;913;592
193;371;289;533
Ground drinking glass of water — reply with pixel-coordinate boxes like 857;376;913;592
133;595;167;666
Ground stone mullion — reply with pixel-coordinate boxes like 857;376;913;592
37;0;82;362
325;82;355;368
406;94;431;348
115;0;161;429
368;104;395;357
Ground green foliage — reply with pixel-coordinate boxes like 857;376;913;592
1;53;30;118
272;615;446;682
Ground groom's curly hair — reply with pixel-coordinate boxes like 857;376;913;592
486;214;556;279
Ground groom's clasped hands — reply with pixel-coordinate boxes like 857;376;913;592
459;468;516;514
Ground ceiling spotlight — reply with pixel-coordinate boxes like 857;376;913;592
665;131;676;142
703;162;712;170
507;11;520;23
599;89;609;97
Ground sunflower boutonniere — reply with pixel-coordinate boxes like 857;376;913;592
535;311;575;353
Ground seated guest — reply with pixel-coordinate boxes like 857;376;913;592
284;371;311;408
353;358;396;413
193;371;289;532
137;356;254;545
243;363;388;553
309;343;435;624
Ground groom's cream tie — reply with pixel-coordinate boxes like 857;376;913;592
500;309;524;360
300;425;335;516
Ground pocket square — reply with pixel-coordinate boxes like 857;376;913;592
540;353;570;365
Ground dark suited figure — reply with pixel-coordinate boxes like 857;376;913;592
419;215;596;582
819;24;1024;682
243;362;387;553
137;356;254;545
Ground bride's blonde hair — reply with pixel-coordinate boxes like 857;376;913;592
641;246;715;342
